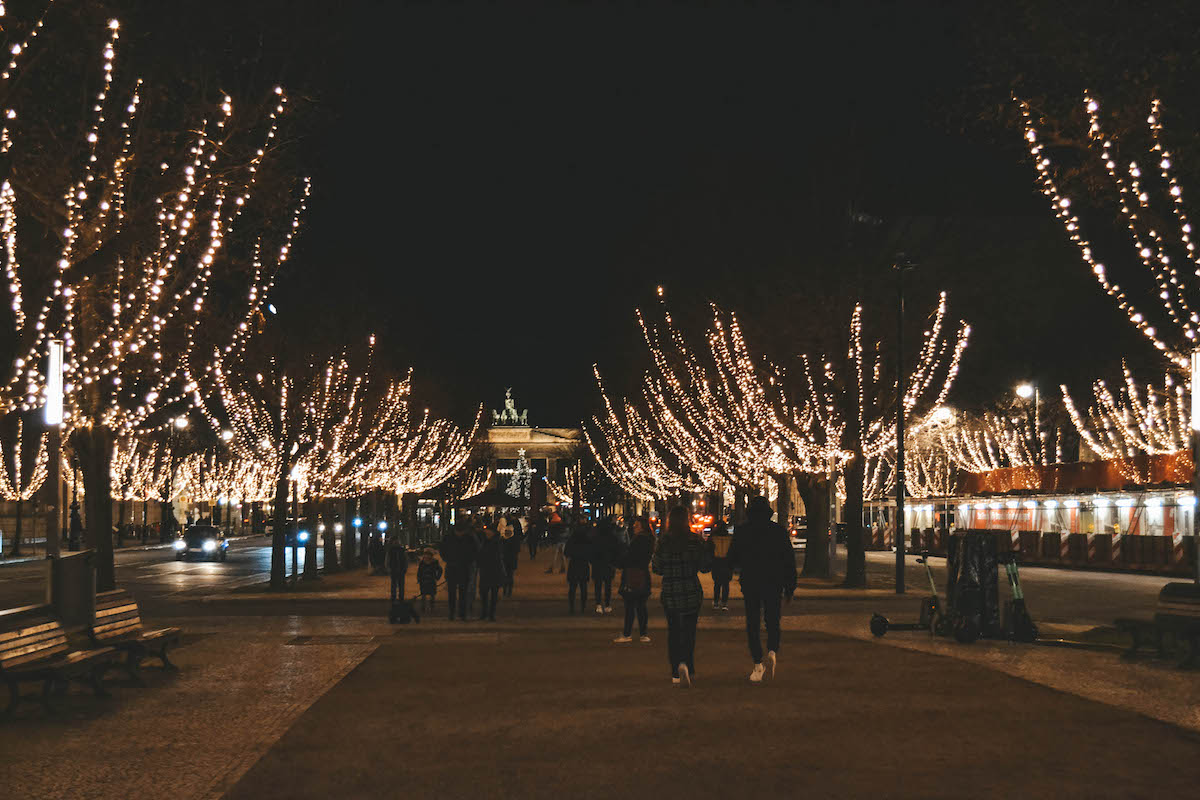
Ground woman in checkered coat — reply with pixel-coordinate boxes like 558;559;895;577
652;506;711;687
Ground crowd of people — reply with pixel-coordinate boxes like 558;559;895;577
386;496;797;686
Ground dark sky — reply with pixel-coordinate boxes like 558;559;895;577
193;0;1161;427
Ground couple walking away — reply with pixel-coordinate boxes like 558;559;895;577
652;495;796;687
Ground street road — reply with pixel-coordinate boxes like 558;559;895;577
0;536;325;610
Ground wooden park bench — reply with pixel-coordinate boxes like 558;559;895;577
87;590;181;681
1115;582;1200;668
0;604;117;716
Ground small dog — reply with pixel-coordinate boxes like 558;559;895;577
389;598;421;625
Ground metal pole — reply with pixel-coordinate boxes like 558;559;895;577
45;426;61;560
827;454;837;570
1192;350;1200;583
895;261;909;594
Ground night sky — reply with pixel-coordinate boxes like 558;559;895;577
163;0;1174;427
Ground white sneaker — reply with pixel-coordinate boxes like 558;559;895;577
639;635;651;643
595;605;603;614
613;634;632;643
750;663;765;683
678;663;691;688
766;650;777;680
603;606;613;614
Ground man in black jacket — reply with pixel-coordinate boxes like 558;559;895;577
727;495;797;683
438;524;479;621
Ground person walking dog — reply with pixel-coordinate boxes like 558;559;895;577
726;495;797;683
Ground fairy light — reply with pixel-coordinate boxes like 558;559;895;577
589;296;967;502
0;417;48;501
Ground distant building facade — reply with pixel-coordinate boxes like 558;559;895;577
482;388;582;494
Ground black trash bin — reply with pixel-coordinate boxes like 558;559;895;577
946;531;1001;640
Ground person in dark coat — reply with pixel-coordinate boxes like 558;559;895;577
614;516;654;643
416;548;443;612
707;522;734;611
476;526;507;621
438;524;478;621
590;519;621;614
564;517;593;614
385;537;409;603
368;534;386;574
726;495;798;683
527;510;545;560
652;507;711;687
500;522;521;597
545;510;567;573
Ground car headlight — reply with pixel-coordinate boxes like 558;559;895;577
298;531;309;542
202;539;218;552
173;540;187;550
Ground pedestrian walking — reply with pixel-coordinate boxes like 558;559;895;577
652;506;711;687
466;520;483;617
438;524;479;621
386;537;409;603
546;510;567;573
707;522;734;611
527;510;544;560
476;525;507;621
590;519;621;614
726;495;797;683
564;516;593;614
614;516;654;643
500;519;521;597
417;548;443;612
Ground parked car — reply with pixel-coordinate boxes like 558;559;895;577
174;525;229;561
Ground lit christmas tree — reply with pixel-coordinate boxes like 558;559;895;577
506;448;532;502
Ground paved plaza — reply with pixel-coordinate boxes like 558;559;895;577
1;541;1199;798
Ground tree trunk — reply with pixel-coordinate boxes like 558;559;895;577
303;486;319;580
341;497;357;569
270;472;289;588
733;490;747;526
841;449;868;588
773;473;791;527
74;425;116;591
12;497;22;556
796;472;830;579
322;496;340;573
116;499;126;547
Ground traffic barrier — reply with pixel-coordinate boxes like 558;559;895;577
1041;531;1061;563
1089;533;1113;566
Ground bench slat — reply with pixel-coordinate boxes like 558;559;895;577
0;618;59;643
0;627;66;656
95;604;139;620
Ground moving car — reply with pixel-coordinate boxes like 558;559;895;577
174;525;229;561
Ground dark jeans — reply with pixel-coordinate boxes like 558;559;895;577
502;574;514;597
593;575;612;607
479;584;500;619
666;611;698;677
623;594;648;637
420;591;436;611
713;581;729;605
447;576;469;619
568;580;588;613
528;538;539;559
744;588;783;663
390;572;406;602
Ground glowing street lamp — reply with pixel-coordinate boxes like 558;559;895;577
1015;382;1035;400
44;339;64;558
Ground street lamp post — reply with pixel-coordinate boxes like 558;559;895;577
44;339;64;560
894;257;915;594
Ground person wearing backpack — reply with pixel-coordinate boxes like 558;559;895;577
707;522;734;611
614;515;654;643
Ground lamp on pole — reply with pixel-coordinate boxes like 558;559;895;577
894;255;915;594
43;339;64;560
1016;381;1041;461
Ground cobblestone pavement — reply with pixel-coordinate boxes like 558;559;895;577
0;618;375;800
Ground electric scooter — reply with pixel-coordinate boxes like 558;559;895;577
999;552;1038;642
870;552;978;643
